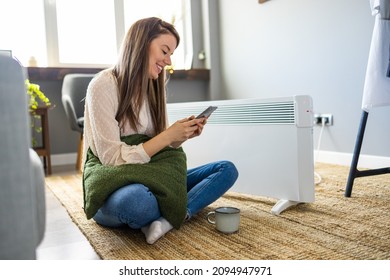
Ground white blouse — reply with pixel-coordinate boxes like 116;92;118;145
362;0;390;111
82;69;154;166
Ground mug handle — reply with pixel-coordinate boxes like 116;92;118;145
206;211;216;224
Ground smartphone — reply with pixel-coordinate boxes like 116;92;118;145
195;106;218;119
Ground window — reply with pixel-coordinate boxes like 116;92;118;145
55;0;117;65
0;0;47;66
0;0;191;69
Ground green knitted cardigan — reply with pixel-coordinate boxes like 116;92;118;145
82;134;188;229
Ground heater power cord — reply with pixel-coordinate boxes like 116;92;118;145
314;117;326;185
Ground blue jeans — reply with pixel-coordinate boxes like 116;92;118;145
93;160;238;229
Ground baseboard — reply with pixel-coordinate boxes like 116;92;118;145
51;151;390;170
315;150;390;169
51;153;78;166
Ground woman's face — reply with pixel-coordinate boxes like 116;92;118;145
148;33;177;79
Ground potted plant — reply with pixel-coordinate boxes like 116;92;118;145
26;79;51;111
25;79;51;147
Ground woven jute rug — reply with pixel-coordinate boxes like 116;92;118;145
45;163;390;260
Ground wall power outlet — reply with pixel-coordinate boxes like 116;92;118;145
314;114;333;126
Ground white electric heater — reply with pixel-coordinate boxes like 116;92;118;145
167;95;315;214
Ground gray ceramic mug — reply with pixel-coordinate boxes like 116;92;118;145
206;207;240;233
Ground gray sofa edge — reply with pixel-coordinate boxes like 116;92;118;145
0;54;46;260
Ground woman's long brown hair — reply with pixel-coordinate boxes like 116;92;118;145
113;17;180;135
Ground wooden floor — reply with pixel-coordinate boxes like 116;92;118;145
36;165;100;260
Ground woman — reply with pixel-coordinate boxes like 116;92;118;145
82;17;238;244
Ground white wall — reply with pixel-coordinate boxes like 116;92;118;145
217;0;390;165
